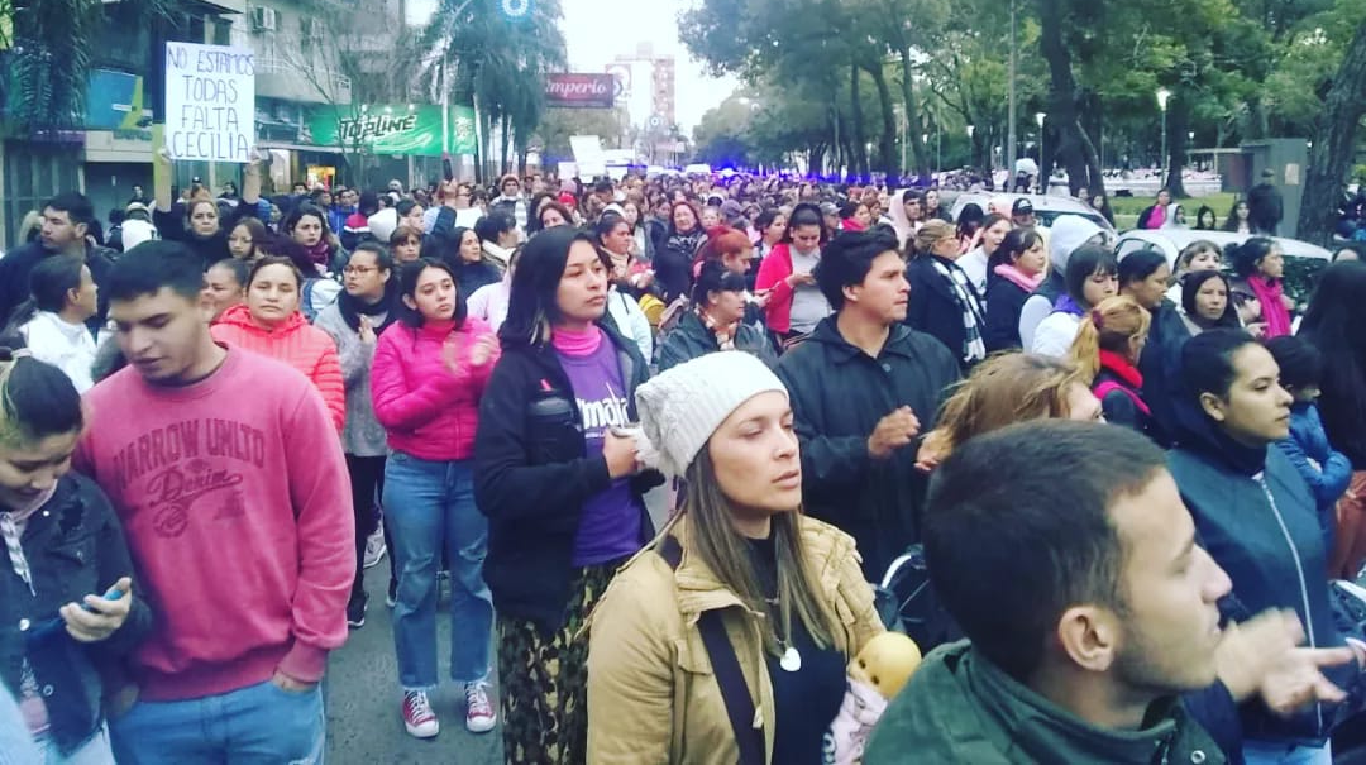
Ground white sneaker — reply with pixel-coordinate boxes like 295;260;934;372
465;682;497;733
363;528;387;569
402;690;439;738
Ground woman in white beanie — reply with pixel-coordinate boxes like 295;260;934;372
587;351;883;764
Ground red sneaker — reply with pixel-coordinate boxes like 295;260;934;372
402;690;439;738
465;682;497;733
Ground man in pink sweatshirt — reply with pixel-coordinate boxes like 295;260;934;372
74;240;353;763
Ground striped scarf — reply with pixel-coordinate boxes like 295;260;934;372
931;258;986;365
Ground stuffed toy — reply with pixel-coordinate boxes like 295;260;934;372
823;632;922;765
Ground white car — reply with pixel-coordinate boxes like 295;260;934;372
1113;229;1332;268
948;192;1116;238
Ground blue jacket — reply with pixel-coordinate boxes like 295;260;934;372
1278;403;1354;531
1168;403;1352;746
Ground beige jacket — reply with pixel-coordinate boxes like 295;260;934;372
587;515;884;764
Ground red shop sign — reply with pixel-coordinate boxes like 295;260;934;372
544;74;615;109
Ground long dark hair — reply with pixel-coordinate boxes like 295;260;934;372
780;202;827;246
500;226;597;347
395;259;467;329
1301;261;1366;461
0;350;84;450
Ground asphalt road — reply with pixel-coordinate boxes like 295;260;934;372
324;486;672;764
325;560;503;765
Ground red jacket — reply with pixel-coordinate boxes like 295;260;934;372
210;304;345;433
755;243;797;333
370;318;498;461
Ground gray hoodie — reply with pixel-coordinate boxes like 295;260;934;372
1017;216;1104;351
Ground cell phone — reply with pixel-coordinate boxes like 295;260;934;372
25;584;125;643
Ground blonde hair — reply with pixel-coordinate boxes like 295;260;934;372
912;219;955;256
1067;295;1151;382
932;353;1089;457
682;449;839;655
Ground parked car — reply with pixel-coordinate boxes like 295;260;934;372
1113;229;1332;268
948;192;1117;240
1115;228;1333;307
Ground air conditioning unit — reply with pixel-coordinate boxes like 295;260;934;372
251;6;278;32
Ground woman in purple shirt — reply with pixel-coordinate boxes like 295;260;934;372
473;226;664;764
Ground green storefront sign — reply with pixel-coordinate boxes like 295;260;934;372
309;105;476;156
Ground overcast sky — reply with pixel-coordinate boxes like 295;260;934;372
558;0;737;132
404;0;736;131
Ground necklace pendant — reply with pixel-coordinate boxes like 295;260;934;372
779;646;802;672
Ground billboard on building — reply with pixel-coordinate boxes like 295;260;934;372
308;105;477;156
544;74;614;109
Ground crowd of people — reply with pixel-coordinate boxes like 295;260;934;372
0;161;1365;765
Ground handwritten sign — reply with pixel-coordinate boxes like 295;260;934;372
164;42;254;163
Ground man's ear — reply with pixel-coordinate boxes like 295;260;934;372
1055;604;1121;673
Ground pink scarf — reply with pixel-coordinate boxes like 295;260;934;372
4;481;58;527
1247;275;1291;337
993;263;1044;293
552;325;604;357
303;240;331;267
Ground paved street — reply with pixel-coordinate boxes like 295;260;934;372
326;561;502;765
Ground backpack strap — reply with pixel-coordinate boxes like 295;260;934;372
655;536;766;765
1094;380;1152;416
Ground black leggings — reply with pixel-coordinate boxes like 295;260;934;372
346;454;386;603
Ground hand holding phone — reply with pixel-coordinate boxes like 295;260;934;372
59;578;133;643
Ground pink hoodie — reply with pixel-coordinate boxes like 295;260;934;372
370;317;499;460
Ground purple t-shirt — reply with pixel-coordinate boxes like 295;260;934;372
558;341;642;566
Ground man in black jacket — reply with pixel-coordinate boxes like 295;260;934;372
1247;169;1284;236
0;191;114;335
775;229;961;580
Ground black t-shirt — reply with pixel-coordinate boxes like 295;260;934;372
747;534;846;765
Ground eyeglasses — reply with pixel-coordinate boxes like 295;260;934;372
343;266;378;275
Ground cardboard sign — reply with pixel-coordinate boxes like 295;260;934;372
164;42;255;162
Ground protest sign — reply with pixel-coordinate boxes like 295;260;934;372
164;42;255;162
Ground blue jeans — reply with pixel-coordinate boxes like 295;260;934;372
1243;740;1332;765
383;453;493;689
108;679;325;764
36;724;114;764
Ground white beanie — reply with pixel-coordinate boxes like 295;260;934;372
635;351;787;477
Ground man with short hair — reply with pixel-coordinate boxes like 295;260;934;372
866;420;1353;764
775;229;960;581
491;174;527;234
75;241;353;763
0;191;115;334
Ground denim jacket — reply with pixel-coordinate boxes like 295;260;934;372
0;473;152;755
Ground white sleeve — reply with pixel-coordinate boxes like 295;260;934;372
1018;295;1051;351
626;297;654;361
1030;314;1074;358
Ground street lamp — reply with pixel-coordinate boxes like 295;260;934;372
1156;88;1171;185
1035;112;1045;193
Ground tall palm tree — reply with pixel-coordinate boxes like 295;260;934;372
417;0;566;179
2;0;171;131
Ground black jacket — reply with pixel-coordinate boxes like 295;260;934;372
1247;182;1284;235
1168;401;1352;746
905;255;981;372
982;276;1030;352
657;310;777;372
1093;368;1153;436
473;324;664;633
0;473;153;755
0;241;115;336
775;317;961;579
152;202;257;271
1138;300;1191;448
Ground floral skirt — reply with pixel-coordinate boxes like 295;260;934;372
497;560;623;765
